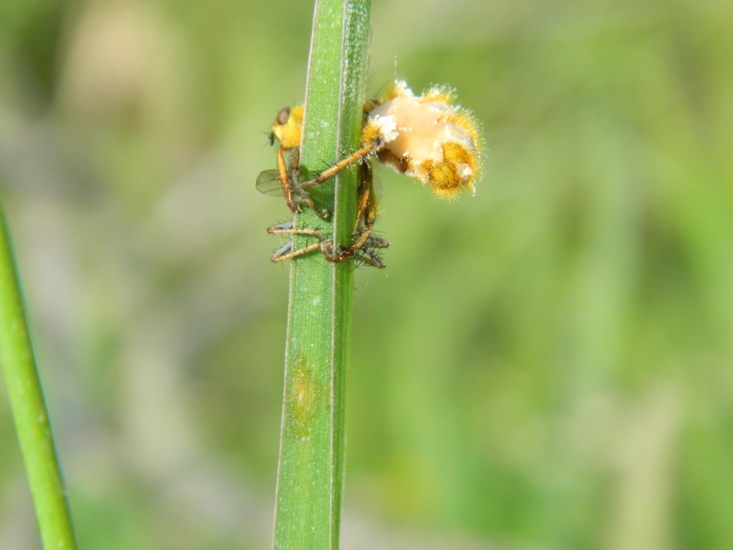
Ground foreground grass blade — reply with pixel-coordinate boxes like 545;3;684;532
0;200;77;549
272;0;371;549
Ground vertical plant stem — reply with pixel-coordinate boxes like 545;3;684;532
273;1;371;549
0;199;77;549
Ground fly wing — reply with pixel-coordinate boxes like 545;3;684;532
256;169;285;196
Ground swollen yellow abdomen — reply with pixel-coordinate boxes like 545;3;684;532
362;80;481;198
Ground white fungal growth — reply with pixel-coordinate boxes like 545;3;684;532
370;114;398;143
364;79;480;197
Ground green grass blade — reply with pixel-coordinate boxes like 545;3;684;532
273;1;371;549
0;199;77;549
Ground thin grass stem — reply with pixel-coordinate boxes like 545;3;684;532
272;1;371;548
0;197;77;549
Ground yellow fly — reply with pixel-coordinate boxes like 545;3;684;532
258;80;481;267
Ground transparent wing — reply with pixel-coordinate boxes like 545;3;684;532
256;169;285;196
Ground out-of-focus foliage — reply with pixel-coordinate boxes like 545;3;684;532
0;0;732;548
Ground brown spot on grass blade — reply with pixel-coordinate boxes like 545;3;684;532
287;357;322;439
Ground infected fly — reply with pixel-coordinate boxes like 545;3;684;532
259;80;481;268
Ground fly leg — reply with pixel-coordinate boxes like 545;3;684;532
276;146;301;214
355;246;388;269
267;222;333;263
270;241;323;263
288;158;330;221
326;174;389;266
298;139;382;190
281;139;382;220
267;221;386;267
267;221;328;240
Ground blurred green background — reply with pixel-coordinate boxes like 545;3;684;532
1;0;732;548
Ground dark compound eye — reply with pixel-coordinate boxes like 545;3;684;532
276;107;291;126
